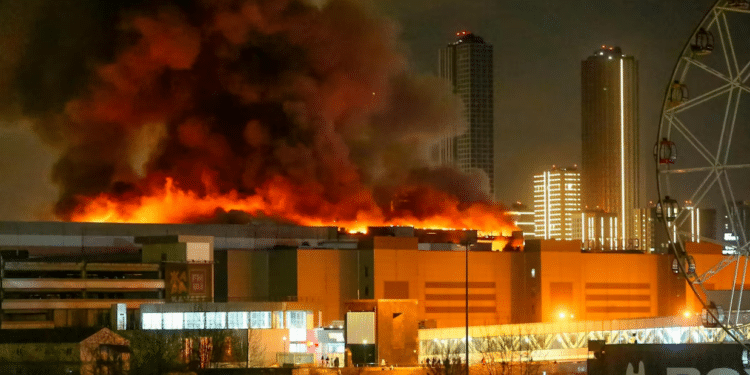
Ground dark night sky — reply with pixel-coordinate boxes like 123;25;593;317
0;0;717;220
378;0;714;206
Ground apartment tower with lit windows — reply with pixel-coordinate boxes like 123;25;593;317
581;46;639;250
437;32;495;198
533;166;581;240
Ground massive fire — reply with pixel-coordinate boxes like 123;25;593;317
70;176;517;236
10;0;517;240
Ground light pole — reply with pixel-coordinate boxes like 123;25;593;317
465;239;469;375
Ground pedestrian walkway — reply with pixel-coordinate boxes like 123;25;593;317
419;315;746;363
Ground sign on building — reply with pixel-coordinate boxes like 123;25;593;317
588;343;747;375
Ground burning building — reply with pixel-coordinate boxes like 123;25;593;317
0;220;733;332
1;0;513;234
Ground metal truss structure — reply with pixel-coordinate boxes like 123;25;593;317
656;0;750;328
420;321;750;363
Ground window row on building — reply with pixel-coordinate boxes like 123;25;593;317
141;310;307;334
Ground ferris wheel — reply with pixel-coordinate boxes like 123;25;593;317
656;0;750;331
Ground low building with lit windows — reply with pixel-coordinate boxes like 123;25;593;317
574;209;621;251
647;203;716;254
138;301;321;366
508;202;535;239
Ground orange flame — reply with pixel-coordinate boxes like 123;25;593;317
69;176;517;236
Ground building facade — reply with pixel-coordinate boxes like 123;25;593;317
682;204;717;245
652;204;717;254
723;201;750;254
581;46;639;250
509;202;535;239
0;259;163;329
437;32;495;198
533;166;581;240
575;209;621;251
0;221;734;330
634;207;655;252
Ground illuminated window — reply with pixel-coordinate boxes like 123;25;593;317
287;311;306;329
228;312;249;329
287;311;307;342
250;311;271;329
328;332;344;342
206;312;226;329
142;313;162;330
163;313;184;330
184;312;205;329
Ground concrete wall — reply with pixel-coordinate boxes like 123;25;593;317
688;242;735;314
298;249;345;326
256;328;289;366
511;249;541;324
297;249;370;326
345;300;420;367
532;240;709;322
375;300;419;367
224;248;300;303
539;250;658;321
227;250;272;301
369;239;691;326
226;238;703;328
656;254;687;317
428;249;513;327
372;238;515;328
142;242;187;263
269;248;298;300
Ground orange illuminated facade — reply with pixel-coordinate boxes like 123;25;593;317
294;237;732;328
0;222;734;331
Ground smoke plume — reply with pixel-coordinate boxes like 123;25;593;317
4;0;512;233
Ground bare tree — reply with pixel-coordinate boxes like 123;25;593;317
122;329;263;373
472;333;513;375
245;329;265;367
122;330;182;375
423;337;465;375
471;327;545;375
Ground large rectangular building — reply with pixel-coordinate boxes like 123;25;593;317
0;221;735;331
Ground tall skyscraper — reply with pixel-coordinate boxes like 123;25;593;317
533;166;581;240
437;31;494;197
581;45;639;250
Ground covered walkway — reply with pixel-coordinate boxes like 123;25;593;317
419;316;748;363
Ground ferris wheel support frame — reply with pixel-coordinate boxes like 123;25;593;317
656;0;750;342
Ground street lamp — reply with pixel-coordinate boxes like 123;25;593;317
465;239;469;375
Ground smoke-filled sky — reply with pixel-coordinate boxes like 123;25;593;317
0;0;716;221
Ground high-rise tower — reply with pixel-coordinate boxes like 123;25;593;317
437;31;494;198
581;46;639;250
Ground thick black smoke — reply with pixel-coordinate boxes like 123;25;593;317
4;0;496;223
